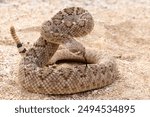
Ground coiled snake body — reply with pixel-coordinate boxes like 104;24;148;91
10;7;119;94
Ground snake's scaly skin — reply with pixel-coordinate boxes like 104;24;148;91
11;7;119;94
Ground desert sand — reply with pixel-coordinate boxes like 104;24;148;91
0;0;150;99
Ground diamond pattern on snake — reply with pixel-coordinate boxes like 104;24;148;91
10;7;119;94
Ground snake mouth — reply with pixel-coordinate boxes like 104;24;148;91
55;59;93;65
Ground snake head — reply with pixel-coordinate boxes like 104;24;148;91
65;39;86;58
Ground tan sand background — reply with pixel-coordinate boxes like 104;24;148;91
0;0;150;99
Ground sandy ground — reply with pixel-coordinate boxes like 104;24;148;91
0;0;150;100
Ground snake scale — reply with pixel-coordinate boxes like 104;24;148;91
10;7;119;94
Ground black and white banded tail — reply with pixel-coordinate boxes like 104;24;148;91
10;26;27;56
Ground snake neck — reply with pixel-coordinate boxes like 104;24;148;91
24;36;59;67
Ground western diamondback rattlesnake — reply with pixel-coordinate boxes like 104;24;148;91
10;7;119;94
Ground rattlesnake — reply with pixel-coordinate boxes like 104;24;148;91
10;7;119;94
